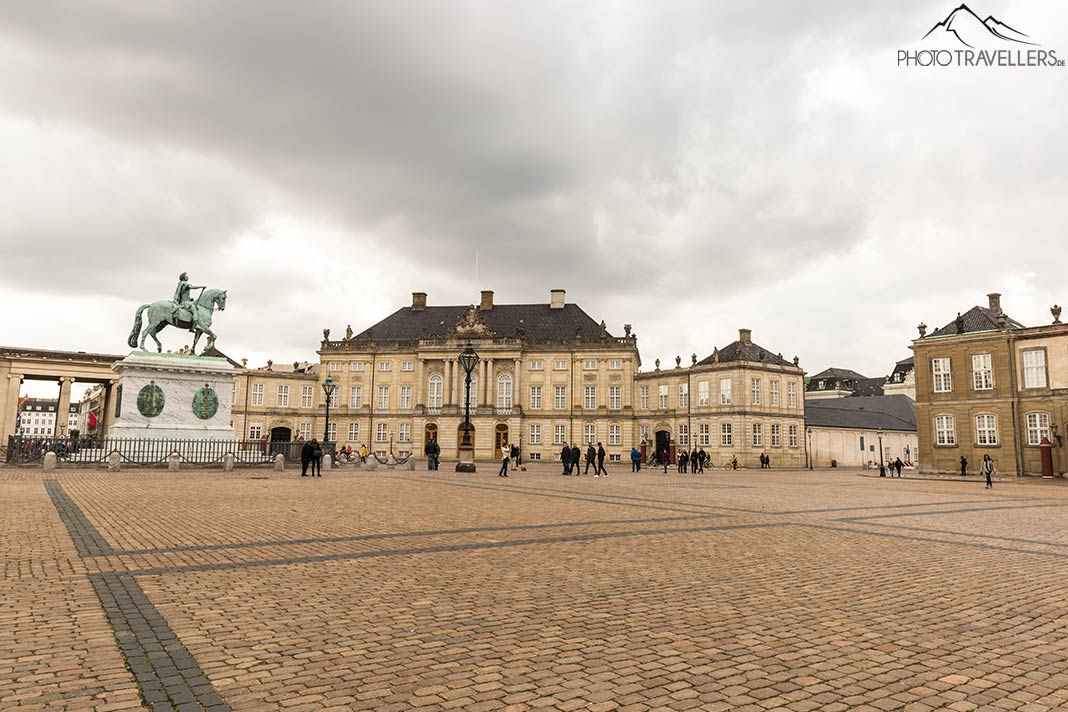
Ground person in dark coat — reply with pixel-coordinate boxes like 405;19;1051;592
310;438;323;477
595;442;608;477
662;449;669;473
584;443;597;475
960;456;968;476
697;448;706;473
894;457;904;477
570;443;581;474
690;448;698;473
630;447;641;472
561;443;572;475
678;450;688;473
301;439;314;476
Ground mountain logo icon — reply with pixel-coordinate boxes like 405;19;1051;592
922;3;1037;48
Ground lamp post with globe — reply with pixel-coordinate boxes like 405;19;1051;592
455;342;480;472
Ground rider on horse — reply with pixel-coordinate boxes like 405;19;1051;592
173;272;205;323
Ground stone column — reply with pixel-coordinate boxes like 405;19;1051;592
102;381;118;436
514;358;522;412
55;377;73;437
2;373;23;441
445;359;454;406
416;359;425;407
485;359;494;407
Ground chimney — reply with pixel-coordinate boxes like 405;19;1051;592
411;292;427;311
987;292;1002;314
480;290;494;311
739;328;752;345
550;289;566;309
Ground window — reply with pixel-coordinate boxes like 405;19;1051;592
699;423;710;446
609;424;621;445
349;386;362;408
698;381;709;406
751;378;761;405
329;362;340;372
529;424;542;444
584;424;596;444
1023;350;1047;389
658;385;668;408
301;386;313;408
399;423;411;442
678;424;689;446
752;423;763;446
678;383;689;408
554;424;566;445
640;425;649;443
528;452;542;460
788;382;797;408
932;357;952;393
428;376;442;409
554;386;567;410
554;360;568;370
497;375;513;409
399;385;412;409
975;414;998;445
771;424;781;447
583;359;597;370
609;385;621;410
584;386;597;410
609;359;622;370
248;422;262;439
251;383;264;406
640;386;649;410
529;360;543;370
347;422;359;442
935;415;956;446
376;423;388;442
972;354;993;391
1026;412;1050;445
350;361;364;371
770;381;779;407
401;361;414;372
377;386;389;409
378;361;391;372
277;385;289;407
720;379;732;405
530;386;542;410
788;424;798;448
327;422;337;441
721;422;733;446
465;378;478;410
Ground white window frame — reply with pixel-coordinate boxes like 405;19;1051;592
529;385;542;410
347;422;359;442
609;424;621;445
788;424;798;448
583;359;597;370
377;386;389;409
350;361;364;372
752;423;763;447
787;382;797;408
376;423;388;442
935;414;956;446
401;361;414;372
1023;350;1047;389
584;386;596;410
1026;412;1050;446
608;359;622;370
277;384;289;407
658;385;668;409
251;383;264;406
751;378;761;406
932;357;952;393
553;360;568;371
770;381;779;407
378;361;391;372
328;422;338;441
497;375;513;409
640;386;649;410
698;380;709;407
428;376;442;409
248;422;262;439
399;385;413;409
771;423;781;447
678;383;689;408
329;362;340;372
678;423;689;446
608;385;621;410
398;423;411;442
301;386;313;408
553;424;566;445
975;414;998;445
584;424;596;444
720;422;733;447
529;360;543;371
699;423;710;446
720;379;732;405
972;353;993;391
554;386;567;410
350;385;363;408
329;388;339;408
529;424;542;444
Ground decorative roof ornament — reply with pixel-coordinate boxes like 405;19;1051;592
323;328;331;341
623;323;632;336
691;353;697;366
793;356;800;366
1052;305;1062;324
917;322;927;338
453;305;492;336
712;348;720;364
655;358;661;372
345;325;353;340
954;312;964;333
675;355;681;368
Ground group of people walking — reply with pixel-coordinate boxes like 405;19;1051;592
559;442;609;476
675;448;709;473
961;455;998;488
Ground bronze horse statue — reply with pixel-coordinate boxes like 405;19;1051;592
127;288;228;355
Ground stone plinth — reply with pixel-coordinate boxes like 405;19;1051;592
107;352;239;440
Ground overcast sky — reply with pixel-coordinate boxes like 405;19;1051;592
4;0;1066;399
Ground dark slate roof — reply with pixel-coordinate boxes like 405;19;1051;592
353;304;608;341
851;378;886;397
805;395;916;432
929;306;1024;337
202;346;243;368
809;367;868;381
696;341;793;367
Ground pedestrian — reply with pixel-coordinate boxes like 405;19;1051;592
511;444;520;470
662;449;669;473
731;455;738;470
300;438;314;476
310;438;323;477
596;442;608;477
690;448;698;473
981;454;996;489
894;457;903;477
697;448;706;473
960;455;968;476
570;443;582;474
584;443;597;475
498;440;510;477
630;446;641;472
561;442;572;475
678;449;687;473
360;444;367;463
424;438;437;470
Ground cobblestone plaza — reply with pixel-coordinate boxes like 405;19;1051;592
5;465;1068;711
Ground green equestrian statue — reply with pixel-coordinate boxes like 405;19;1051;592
127;273;228;355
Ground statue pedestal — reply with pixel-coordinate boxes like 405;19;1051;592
455;443;476;472
107;352;239;440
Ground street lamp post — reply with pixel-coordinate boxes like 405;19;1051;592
322;375;336;447
456;342;480;473
806;427;813;470
877;429;886;477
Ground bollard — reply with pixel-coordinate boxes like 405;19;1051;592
274;453;285;471
406;458;416;471
107;452;121;471
223;453;235;472
42;451;58;472
322;454;332;471
365;457;377;471
168;453;180;471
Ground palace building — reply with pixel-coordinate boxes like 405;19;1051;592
229;289;806;467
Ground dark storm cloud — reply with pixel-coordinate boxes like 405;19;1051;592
2;0;1067;376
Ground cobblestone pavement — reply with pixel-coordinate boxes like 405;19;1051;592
5;464;1068;711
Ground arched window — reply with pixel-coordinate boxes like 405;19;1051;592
1026;412;1050;445
975;413;998;445
464;377;478;410
428;375;443;409
497;374;513;409
934;414;956;446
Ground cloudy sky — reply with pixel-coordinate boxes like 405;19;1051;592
4;0;1066;398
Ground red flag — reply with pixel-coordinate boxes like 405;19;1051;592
88;411;98;427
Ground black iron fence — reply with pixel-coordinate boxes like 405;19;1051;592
5;435;319;466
